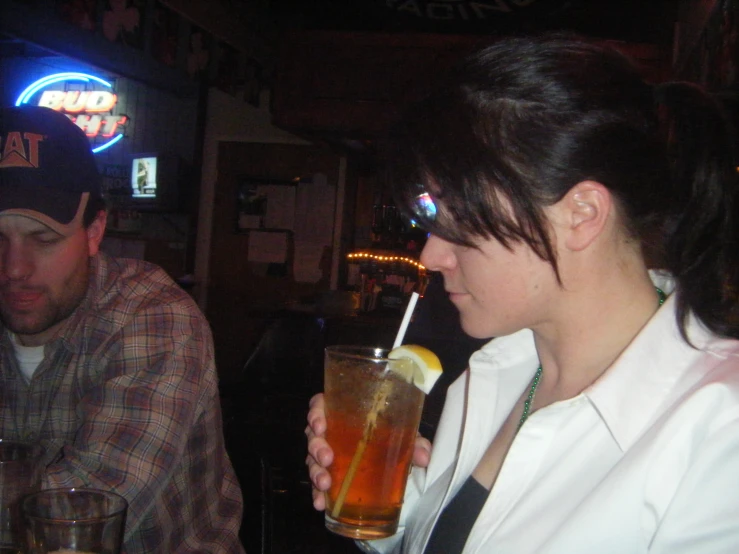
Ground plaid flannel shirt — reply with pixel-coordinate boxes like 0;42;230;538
0;252;244;553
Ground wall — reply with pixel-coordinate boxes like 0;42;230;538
194;87;347;381
193;86;314;309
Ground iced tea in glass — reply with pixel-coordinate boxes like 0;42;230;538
323;346;424;540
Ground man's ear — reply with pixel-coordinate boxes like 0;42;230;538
561;180;612;252
86;210;107;257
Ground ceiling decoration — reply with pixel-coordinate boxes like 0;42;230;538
266;0;677;43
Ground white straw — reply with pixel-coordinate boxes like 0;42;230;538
393;292;420;348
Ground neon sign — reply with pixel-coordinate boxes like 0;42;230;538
15;72;128;154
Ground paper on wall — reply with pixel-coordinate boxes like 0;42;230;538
247;231;289;264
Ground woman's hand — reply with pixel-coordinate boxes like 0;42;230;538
305;392;432;511
305;393;333;510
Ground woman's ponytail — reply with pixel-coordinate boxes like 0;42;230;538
655;82;739;339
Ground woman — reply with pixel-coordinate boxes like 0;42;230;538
306;34;739;553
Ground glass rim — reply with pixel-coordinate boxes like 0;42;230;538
0;439;43;463
325;345;392;362
22;487;128;522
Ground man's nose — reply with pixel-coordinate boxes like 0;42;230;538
1;245;33;281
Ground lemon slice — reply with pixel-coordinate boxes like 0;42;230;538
388;345;443;394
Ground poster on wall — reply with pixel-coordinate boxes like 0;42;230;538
243;58;263;107
152;1;179;66
56;0;97;31
292;172;337;284
102;0;145;48
236;178;297;233
247;231;291;264
214;42;242;96
187;26;212;79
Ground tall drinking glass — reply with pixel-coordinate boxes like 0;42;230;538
323;346;424;540
22;488;127;554
0;440;43;554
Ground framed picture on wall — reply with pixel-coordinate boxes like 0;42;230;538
152;1;179;66
102;0;145;49
56;0;97;32
236;177;298;233
187;26;212;79
244;57;263;107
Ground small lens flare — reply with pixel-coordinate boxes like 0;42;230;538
414;192;437;221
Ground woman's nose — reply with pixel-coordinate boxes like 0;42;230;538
420;234;456;272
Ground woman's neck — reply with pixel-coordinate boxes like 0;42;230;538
531;262;660;403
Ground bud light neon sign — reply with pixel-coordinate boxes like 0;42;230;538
15;72;129;154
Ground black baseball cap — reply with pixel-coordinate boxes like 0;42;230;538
0;105;103;236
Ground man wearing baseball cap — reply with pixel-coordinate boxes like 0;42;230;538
0;106;244;553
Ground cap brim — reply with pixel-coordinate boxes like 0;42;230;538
0;184;87;236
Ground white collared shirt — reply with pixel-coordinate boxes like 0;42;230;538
364;274;739;553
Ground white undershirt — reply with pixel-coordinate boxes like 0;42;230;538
10;333;45;382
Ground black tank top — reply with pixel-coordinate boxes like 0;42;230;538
422;476;489;554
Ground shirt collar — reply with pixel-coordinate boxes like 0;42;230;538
460;330;539;473
583;289;718;451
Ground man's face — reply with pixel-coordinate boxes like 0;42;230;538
0;212;105;346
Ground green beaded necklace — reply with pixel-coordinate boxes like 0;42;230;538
517;286;666;431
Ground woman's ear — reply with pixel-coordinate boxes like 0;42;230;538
560;180;612;252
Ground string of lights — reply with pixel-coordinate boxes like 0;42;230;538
347;251;426;271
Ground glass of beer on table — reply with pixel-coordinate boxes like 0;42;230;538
0;440;43;554
22;488;127;554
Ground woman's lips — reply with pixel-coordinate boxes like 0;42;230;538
447;291;467;303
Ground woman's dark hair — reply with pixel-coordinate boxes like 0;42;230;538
388;33;739;340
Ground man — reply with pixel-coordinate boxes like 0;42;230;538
0;105;244;553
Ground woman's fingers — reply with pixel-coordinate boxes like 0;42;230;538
306;392;333;511
306;393;333;468
413;435;432;468
312;484;327;510
307;393;327;435
307;435;334;469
